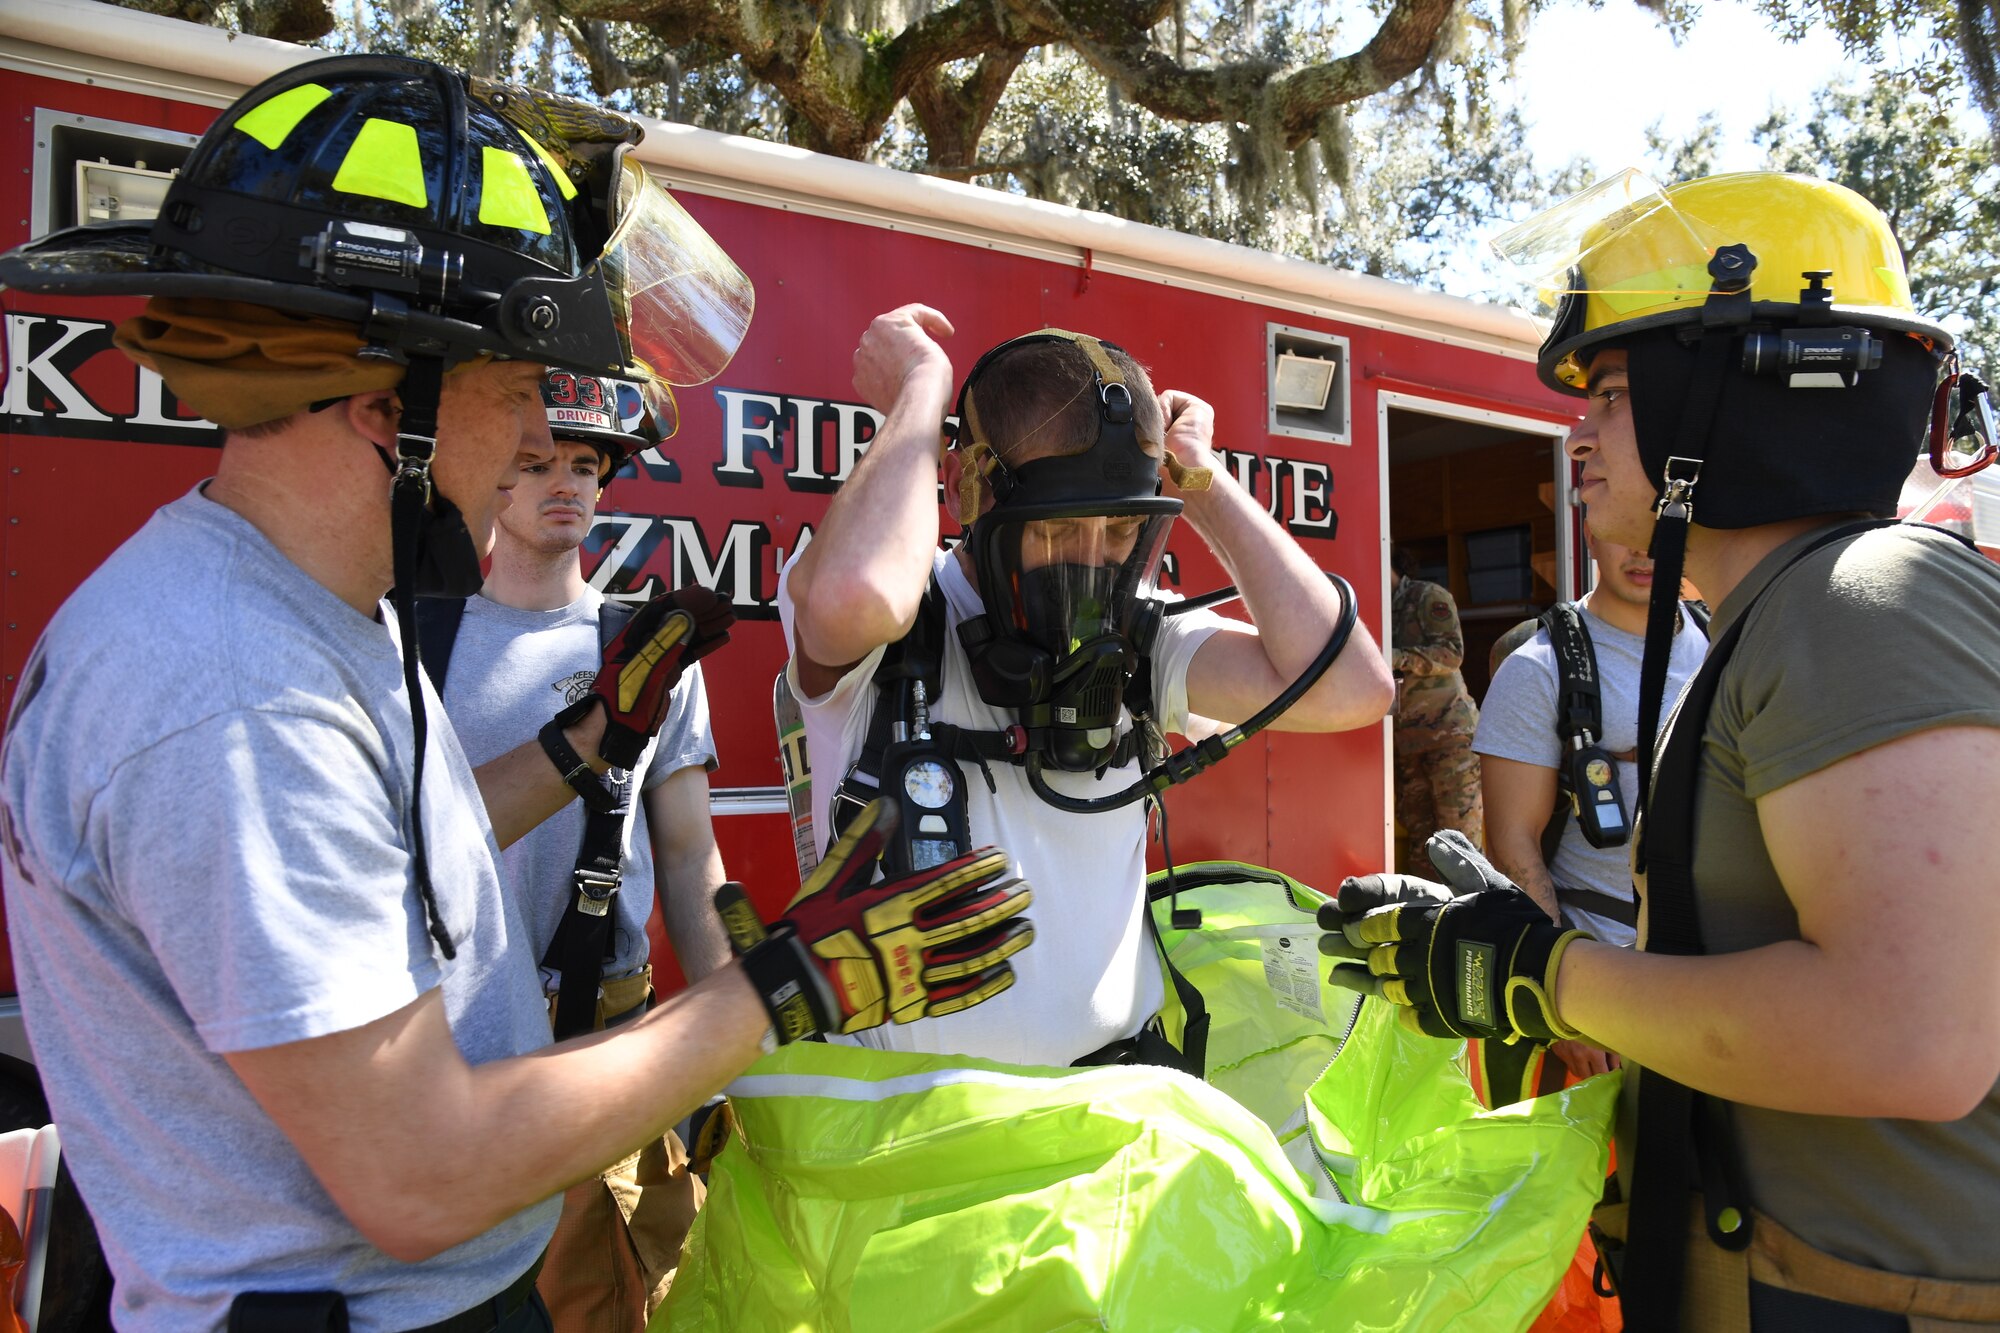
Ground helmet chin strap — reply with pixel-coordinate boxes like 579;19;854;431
387;355;465;960
1633;244;1756;825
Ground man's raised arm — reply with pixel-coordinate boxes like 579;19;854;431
1169;390;1393;732
788;305;957;696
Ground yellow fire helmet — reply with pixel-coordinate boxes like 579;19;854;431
1492;169;1951;396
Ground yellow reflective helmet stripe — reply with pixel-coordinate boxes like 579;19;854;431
331;118;428;209
523;132;578;201
477;146;552;235
235;82;332;151
1874;265;1912;308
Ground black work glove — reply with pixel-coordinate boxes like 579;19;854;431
562;586;734;769
1318;830;1590;1043
715;800;1034;1043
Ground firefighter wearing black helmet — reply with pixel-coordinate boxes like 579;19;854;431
0;56;1033;1331
1322;171;2000;1329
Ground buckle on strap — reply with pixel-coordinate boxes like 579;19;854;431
392;445;435;504
572;865;620;916
1654;456;1702;522
827;787;874;843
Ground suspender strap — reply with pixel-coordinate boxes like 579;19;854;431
545;599;639;1041
546;786;630;1040
1621;519;1893;1332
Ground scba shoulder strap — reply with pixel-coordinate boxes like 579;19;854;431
414;594;639;1040
1618;519;1929;1331
1536;602;1600;865
1536;600;1711;869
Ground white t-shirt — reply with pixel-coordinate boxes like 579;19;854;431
777;549;1226;1066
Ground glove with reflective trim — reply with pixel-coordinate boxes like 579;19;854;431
561;586;734;770
1318;830;1590;1043
715;800;1034;1043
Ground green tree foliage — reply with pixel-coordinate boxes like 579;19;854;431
1751;0;2000;143
276;0;1570;283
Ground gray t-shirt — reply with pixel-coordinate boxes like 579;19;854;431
1473;603;1707;946
1624;521;2000;1278
0;488;557;1331
439;589;716;984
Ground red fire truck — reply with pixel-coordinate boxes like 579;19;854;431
0;0;1584;1138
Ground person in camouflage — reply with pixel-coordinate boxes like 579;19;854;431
1389;548;1483;871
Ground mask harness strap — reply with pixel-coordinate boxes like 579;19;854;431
1620;244;1759;1330
389;355;457;961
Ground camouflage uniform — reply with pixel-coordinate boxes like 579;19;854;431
1391;575;1483;871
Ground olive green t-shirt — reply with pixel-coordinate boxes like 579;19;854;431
1626;520;2000;1278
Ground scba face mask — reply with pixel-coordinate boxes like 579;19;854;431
965;501;1178;772
952;331;1184;775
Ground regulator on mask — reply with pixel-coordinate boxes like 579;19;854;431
951;332;1183;776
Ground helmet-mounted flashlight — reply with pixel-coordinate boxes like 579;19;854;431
1740;327;1885;383
301;221;463;305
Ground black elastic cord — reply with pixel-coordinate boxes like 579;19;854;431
1163;584;1242;616
391;357;456;960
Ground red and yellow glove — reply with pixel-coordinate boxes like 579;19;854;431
563;586;734;770
715;801;1034;1042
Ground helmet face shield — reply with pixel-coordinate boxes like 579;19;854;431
598;160;754;390
1491;169;1692;304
